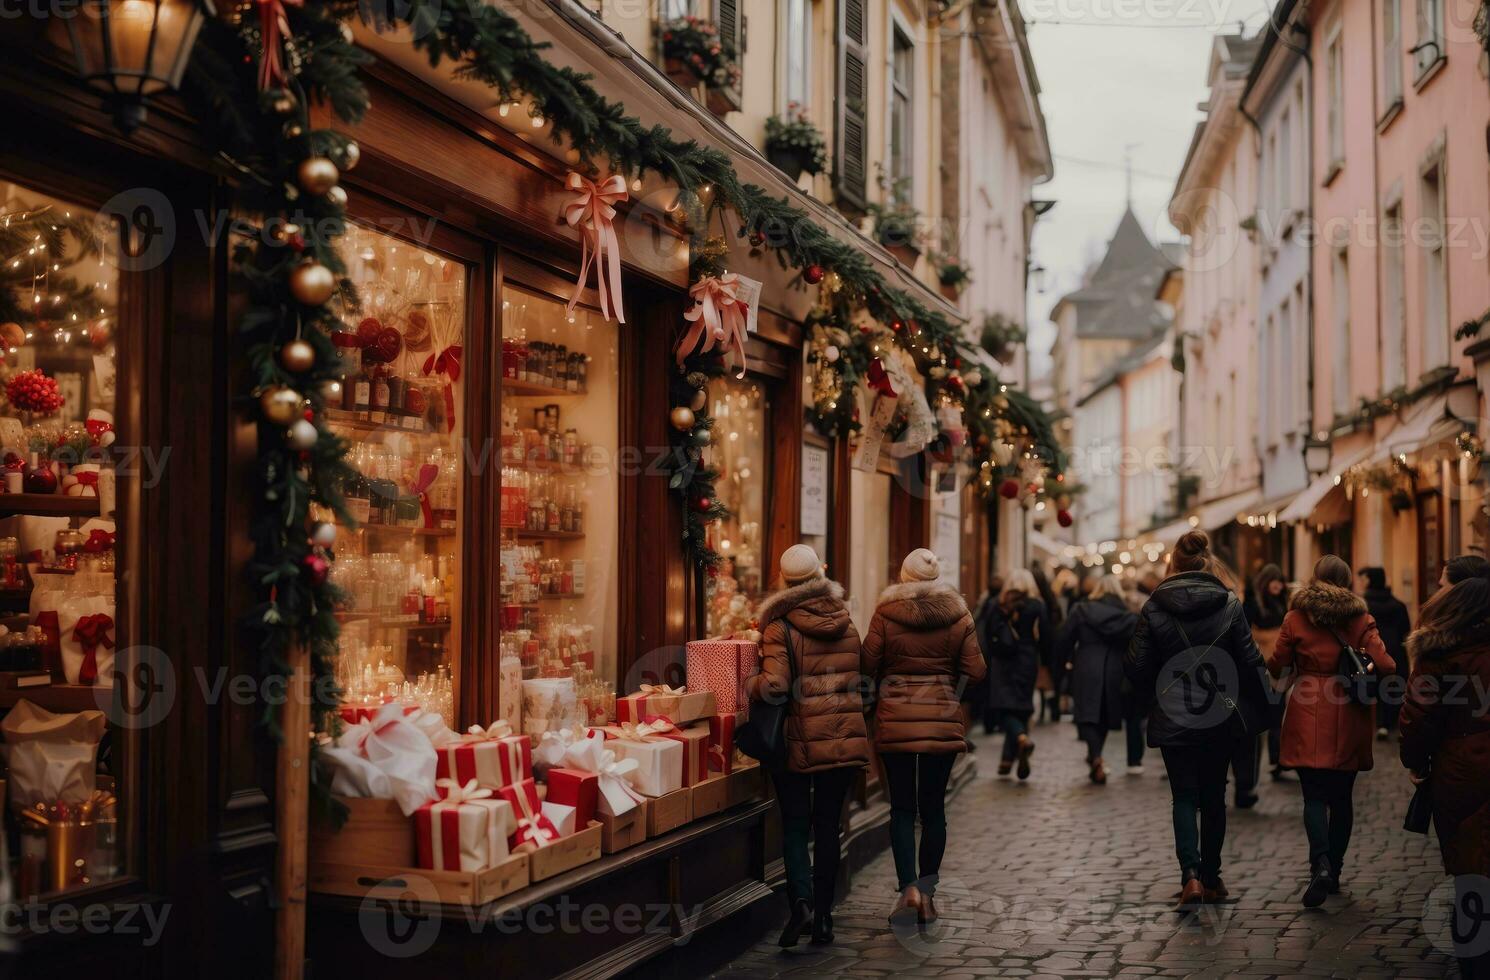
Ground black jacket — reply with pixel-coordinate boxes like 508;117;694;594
983;596;1049;714
1055;594;1137;730
1362;586;1412;676
1125;572;1271;747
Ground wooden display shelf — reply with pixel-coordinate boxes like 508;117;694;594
0;682;110;713
341;523;456;538
503;457;587;475
335;611;451;631
501;378;585;398
508;529;584;541
0;494;100;517
323;411;437;437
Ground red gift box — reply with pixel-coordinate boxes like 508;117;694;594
544;768;599;830
685;639;758;714
437;732;531;790
615;685;717;726
338;701;418;725
497;777;559;850
707;712;739;774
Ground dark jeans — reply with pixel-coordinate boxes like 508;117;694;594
1231;733;1261;802
1296;768;1358;875
1125;712;1146;767
770;766;856;914
1077;722;1107;763
995;711;1031;762
881;751;958;894
1160;743;1232;882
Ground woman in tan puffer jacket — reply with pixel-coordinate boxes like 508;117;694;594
862;549;986;926
746;544;867;948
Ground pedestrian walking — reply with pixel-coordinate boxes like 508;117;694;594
746;544;869;948
1356;566;1411;738
1125;530;1270;910
1440;554;1490;590
1243;563;1291;791
984;568;1049;779
971;573;1005;734
1054;572;1137;785
1400;567;1490;979
1032;564;1068;723
1266;555;1393;908
862;549;987;927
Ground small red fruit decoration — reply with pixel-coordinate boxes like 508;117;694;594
302;553;330;586
6;369;63;414
998;478;1020;500
693;496;712;512
803;264;825;285
1056;509;1074;528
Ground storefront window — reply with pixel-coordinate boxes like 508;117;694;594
704;375;769;637
498;284;618;731
323;223;468;728
0;180;125;898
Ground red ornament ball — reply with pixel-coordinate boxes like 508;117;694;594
6;369;63;414
302;553;331;586
998;478;1021;500
1056;509;1074;528
890;319;904;333
355;317;383;348
693;496;712;512
748;231;766;248
803;264;825;285
23;466;57;494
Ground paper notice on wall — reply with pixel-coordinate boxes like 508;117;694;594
801;444;829;536
734;274;762;335
852;393;898;473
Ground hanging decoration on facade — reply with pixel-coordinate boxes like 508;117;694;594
666;355;731;571
562;170;628;323
677;273;749;378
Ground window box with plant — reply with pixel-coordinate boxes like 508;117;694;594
979;312;1027;364
933;252;972;300
866;177;922;265
764;103;828;181
660;16;740;115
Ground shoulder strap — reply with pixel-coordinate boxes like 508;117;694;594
781;619;799;684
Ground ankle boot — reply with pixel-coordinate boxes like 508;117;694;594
810;910;834;945
779;897;812;947
1302;858;1332;908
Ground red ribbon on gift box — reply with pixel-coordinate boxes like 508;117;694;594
498;778;558;850
544;768;599;831
72;613;114;686
422;345;462;434
707;713;738;774
655;725;710;787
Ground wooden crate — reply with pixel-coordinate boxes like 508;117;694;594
599;802;647;854
690;774;729;820
726;762;764;807
310;797;413;867
528;820;602;882
645;787;691;837
309;850;530;906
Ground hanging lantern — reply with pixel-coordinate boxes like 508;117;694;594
60;0;215;134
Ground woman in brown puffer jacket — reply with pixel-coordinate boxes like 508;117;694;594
1267;555;1393;908
747;544;868;949
1400;571;1490;980
862;549;986;926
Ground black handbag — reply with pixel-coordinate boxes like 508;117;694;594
1332;627;1379;706
1404;779;1433;834
735;621;797;767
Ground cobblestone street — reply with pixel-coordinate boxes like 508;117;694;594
712;719;1459;979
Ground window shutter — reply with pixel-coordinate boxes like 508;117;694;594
834;0;869;210
715;0;743;95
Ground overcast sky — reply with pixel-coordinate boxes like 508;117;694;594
1023;1;1275;376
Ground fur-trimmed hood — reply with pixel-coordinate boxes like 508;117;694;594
1290;582;1368;629
875;580;970;630
1407;621;1490;661
756;578;852;640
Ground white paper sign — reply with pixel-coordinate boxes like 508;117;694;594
801;444;829;536
852;393;898;472
733;274;762;335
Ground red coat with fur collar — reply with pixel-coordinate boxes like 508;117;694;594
1268;583;1394;771
862;581;987;754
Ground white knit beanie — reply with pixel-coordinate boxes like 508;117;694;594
780;544;824;585
900;548;942;583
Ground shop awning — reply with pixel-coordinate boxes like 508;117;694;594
1195;487;1263;533
1365;387;1476;467
1279;443;1373;523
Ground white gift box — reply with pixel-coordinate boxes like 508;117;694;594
416;779;516;872
0;699;107;806
540;801;578;837
335;701;438;816
564;737;645;817
610;737;683;797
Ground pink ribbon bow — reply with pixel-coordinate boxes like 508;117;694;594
562;171;628;324
420;344;462;434
256;0;304;91
678;274;749;378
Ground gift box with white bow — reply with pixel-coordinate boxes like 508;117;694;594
415;778;517;873
606;722;684;798
562;736;646;817
333;701;438;816
435;721;531;791
615;684;717;726
497;778;560;850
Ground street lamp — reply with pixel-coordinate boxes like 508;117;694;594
62;0;214;134
1304;435;1333;480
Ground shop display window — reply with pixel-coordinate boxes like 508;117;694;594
322;223;468;727
498;283;619;732
704;375;769;637
0;180;125;899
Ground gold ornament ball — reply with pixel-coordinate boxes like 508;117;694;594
278;338;317;373
282;121;304;141
325;185;348;209
0;322;24;350
690;388;707;412
340;142;361;171
297;157;340;196
669;406;696;432
289;262;336;306
260;387;303;426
